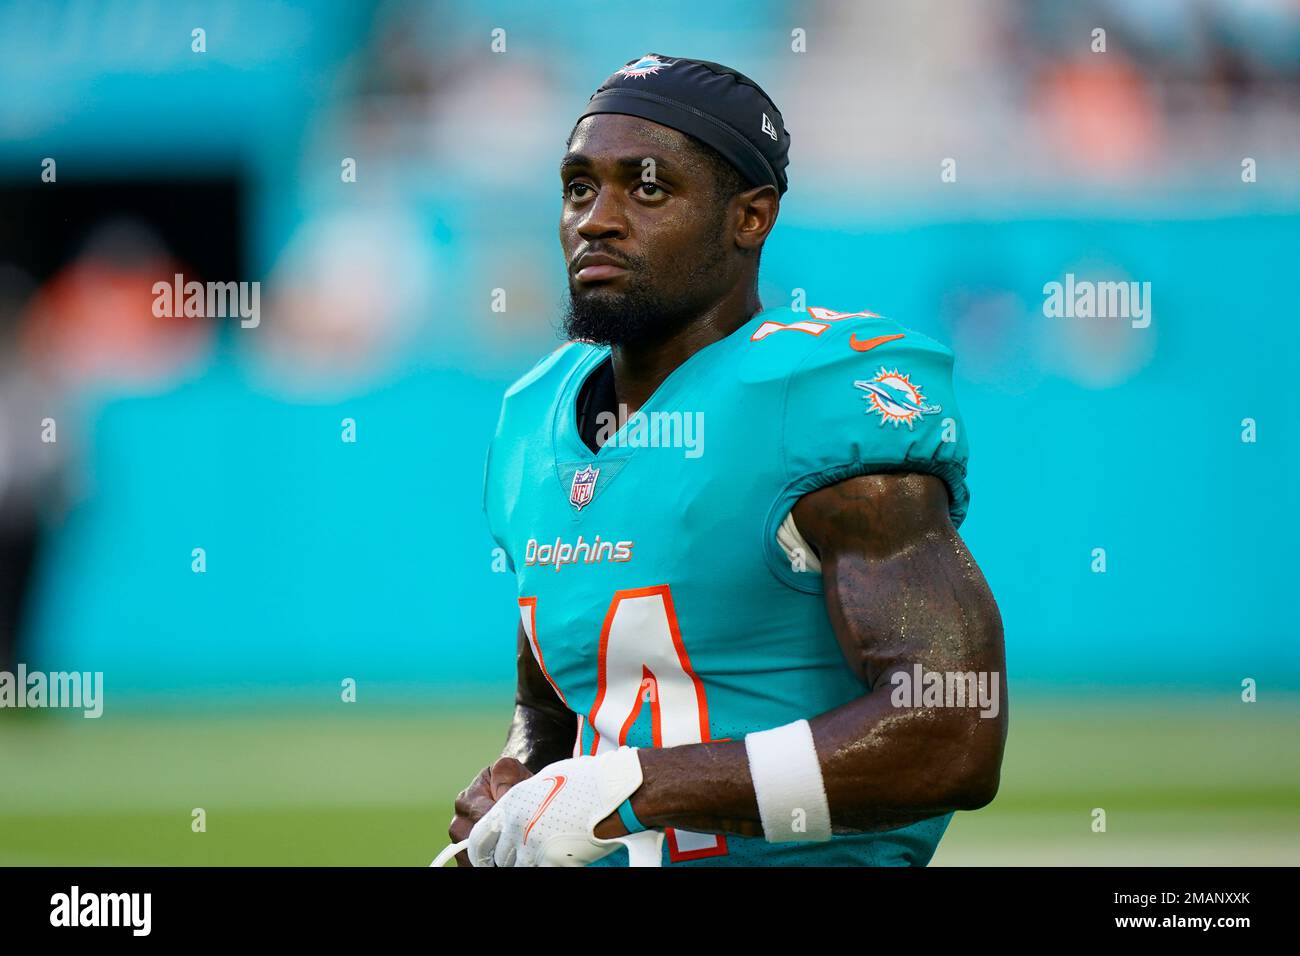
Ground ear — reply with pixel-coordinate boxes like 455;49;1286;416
732;184;780;253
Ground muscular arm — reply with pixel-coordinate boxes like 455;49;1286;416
599;472;1007;838
502;620;578;772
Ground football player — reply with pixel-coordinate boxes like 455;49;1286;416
446;54;1007;867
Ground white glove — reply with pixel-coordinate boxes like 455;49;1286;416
467;747;659;867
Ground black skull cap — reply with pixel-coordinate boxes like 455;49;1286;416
573;53;790;196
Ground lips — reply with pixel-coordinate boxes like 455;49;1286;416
576;264;627;282
572;253;629;284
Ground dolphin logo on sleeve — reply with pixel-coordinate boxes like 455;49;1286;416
854;368;942;428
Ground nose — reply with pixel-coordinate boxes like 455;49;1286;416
575;186;628;242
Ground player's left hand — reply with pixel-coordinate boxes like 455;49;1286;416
446;756;535;866
466;747;644;867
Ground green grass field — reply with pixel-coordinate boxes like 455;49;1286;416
2;691;1297;865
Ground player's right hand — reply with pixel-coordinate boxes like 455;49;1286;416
448;757;534;866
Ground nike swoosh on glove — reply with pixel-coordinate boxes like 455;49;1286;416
467;747;656;867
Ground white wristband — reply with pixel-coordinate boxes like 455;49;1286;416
744;719;832;843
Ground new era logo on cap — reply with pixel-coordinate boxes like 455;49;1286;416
761;112;778;141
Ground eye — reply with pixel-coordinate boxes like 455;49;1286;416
634;181;667;200
565;181;594;202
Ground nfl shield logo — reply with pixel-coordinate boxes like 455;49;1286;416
569;465;600;510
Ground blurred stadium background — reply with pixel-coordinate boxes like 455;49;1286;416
1;0;1297;865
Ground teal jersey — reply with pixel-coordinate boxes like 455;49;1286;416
482;306;971;866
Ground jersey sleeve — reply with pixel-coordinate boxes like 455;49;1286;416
764;319;971;591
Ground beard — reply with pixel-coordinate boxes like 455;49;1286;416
561;233;728;349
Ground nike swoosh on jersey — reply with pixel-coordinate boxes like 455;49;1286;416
849;333;905;352
523;775;567;844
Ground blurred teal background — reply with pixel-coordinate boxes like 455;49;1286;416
15;213;1300;692
0;1;1297;864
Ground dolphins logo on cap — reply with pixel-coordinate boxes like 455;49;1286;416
617;54;671;78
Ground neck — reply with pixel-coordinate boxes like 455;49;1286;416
611;285;762;416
